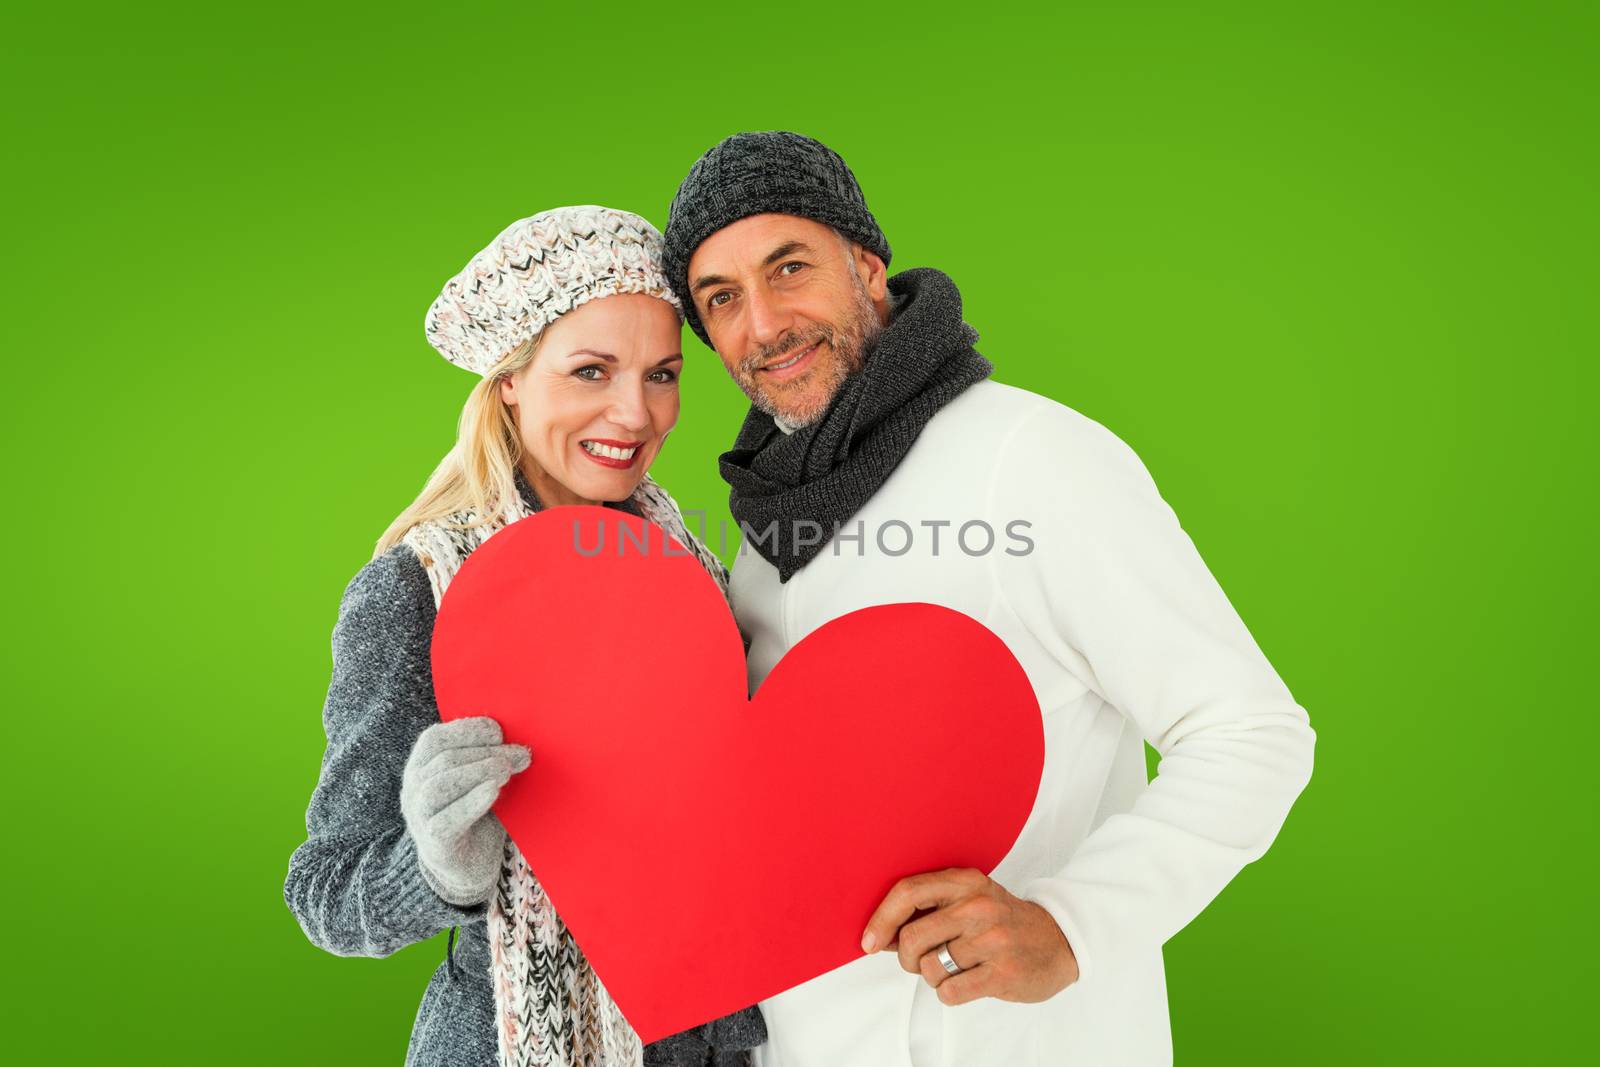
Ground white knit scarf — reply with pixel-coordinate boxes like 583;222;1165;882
403;475;730;1067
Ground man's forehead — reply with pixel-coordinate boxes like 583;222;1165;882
688;213;839;278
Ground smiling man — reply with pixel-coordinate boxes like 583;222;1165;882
688;213;886;431
663;132;1316;1067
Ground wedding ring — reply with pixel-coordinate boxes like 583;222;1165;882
936;943;963;976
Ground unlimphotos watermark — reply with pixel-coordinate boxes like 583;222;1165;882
572;514;1036;559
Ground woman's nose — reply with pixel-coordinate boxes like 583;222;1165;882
607;382;650;431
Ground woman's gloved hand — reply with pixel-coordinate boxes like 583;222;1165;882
401;717;531;906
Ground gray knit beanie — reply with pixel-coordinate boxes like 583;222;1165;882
663;131;892;345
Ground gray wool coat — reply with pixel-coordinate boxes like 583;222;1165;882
284;526;767;1066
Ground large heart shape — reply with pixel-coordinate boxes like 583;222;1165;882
431;507;1043;1043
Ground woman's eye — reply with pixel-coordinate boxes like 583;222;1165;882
647;369;678;383
574;366;604;381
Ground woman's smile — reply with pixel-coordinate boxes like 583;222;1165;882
578;437;645;469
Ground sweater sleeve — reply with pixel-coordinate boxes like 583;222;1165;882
283;545;484;957
992;402;1316;986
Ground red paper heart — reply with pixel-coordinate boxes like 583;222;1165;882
431;507;1043;1043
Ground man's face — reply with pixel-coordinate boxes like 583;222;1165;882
687;214;888;428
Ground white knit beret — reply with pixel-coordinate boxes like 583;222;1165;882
424;205;683;376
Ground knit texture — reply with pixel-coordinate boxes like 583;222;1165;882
426;206;683;377
718;268;992;582
285;473;766;1067
663;132;891;346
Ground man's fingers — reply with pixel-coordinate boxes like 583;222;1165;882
896;909;970;976
934;962;999;1006
916;937;979;988
861;868;986;953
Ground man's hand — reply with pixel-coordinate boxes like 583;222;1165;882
860;867;1080;1006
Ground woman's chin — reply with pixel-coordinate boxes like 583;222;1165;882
572;471;646;504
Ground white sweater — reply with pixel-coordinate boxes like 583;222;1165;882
732;380;1315;1067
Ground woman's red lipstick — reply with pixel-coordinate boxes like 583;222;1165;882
578;438;645;469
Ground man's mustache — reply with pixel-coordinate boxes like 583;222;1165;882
741;326;833;375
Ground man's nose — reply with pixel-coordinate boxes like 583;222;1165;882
745;284;794;349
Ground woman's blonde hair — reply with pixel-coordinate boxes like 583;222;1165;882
373;335;543;557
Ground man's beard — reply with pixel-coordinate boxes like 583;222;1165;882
733;271;883;429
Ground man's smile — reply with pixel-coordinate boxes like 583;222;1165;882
759;340;822;382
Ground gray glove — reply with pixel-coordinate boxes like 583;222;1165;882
401;717;531;906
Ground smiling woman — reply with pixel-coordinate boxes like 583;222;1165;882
283;205;766;1067
373;249;684;552
496;293;685;508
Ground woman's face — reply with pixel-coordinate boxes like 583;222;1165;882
499;293;683;507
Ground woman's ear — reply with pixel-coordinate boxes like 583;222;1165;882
498;374;519;407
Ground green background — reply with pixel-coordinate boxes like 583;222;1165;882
4;1;1593;1062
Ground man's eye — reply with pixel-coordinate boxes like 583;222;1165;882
779;261;805;276
708;291;732;308
574;366;604;381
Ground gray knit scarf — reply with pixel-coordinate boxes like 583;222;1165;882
717;267;992;582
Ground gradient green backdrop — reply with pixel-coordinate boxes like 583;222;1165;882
4;1;1593;1062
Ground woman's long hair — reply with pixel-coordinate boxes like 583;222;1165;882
373;335;542;557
